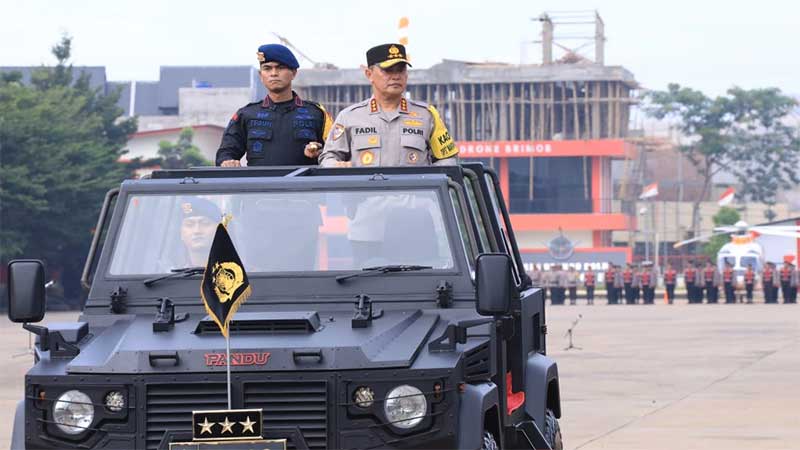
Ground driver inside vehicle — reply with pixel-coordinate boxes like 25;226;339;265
178;197;221;267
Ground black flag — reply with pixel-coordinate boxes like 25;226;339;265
200;221;251;338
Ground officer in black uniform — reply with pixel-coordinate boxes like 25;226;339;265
216;44;332;167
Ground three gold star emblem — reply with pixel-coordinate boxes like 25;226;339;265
219;416;236;434
239;416;257;434
197;417;215;435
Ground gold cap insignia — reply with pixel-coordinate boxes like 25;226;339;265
389;45;401;57
212;262;245;304
182;202;193;214
257;52;266;62
361;150;375;165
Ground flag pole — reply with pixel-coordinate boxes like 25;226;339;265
226;333;232;410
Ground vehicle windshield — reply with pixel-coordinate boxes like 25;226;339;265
109;189;454;275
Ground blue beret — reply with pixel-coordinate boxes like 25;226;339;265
180;197;221;221
257;44;300;70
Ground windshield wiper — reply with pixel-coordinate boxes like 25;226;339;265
143;267;205;287
336;265;433;283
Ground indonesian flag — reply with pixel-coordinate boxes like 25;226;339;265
718;187;735;206
639;182;659;200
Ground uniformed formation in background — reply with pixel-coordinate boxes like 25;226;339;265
216;42;458;169
529;259;798;305
216;42;797;308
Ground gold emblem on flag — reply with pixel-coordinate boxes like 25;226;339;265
211;262;244;304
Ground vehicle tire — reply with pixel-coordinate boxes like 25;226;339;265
544;409;563;450
480;430;499;450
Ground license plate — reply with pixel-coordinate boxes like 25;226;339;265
169;438;286;450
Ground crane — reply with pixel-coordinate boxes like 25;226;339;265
271;33;337;70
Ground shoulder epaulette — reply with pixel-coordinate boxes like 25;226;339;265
344;99;371;112
407;98;430;109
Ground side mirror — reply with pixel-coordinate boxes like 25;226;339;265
475;253;512;316
7;260;46;323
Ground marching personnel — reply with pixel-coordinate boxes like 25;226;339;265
541;266;551;304
584;268;596;305
763;262;778;304
613;264;625;305
722;261;736;304
566;266;580;305
684;263;698;303
663;263;677;304
640;262;658;304
622;263;635;304
319;43;458;167
779;261;797;304
701;261;720;304
632;265;642;304
530;266;546;303
216;44;332;167
605;264;618;305
549;265;561;305
793;263;799;303
744;263;756;303
556;264;569;305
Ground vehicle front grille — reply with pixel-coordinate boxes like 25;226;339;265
243;380;328;450
195;320;316;335
144;379;329;450
145;382;228;450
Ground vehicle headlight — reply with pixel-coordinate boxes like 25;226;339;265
384;385;427;429
53;390;94;434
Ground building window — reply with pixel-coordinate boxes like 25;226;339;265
509;157;592;213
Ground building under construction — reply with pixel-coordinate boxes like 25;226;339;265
295;11;639;269
296;60;635;142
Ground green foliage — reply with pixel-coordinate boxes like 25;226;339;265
0;35;136;298
645;84;800;236
703;207;741;258
156;127;212;169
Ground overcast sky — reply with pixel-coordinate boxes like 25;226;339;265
2;0;799;96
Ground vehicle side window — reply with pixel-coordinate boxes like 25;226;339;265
464;177;493;253
449;187;477;274
484;173;523;286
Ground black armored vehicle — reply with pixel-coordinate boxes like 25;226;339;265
7;164;562;450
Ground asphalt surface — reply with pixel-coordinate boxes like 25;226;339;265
0;302;797;449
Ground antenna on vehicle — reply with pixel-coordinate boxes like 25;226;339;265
563;314;583;351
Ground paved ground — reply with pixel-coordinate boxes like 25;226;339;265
547;301;800;450
0;303;797;449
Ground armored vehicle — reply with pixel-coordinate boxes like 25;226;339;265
7;164;562;449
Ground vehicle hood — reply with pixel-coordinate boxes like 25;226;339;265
66;309;443;374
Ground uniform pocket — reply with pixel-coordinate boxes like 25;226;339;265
400;134;426;165
294;127;317;141
247;128;272;156
352;135;380;166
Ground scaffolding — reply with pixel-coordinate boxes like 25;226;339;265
296;62;637;142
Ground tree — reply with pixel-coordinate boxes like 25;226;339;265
155;127;211;169
723;87;800;221
703;207;740;259
0;35;136;301
645;84;800;239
